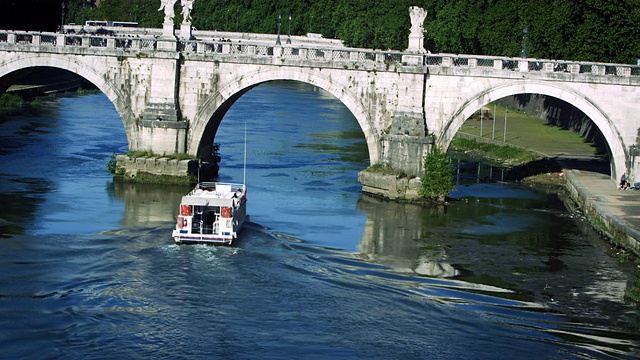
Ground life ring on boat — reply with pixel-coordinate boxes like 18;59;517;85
221;207;232;218
180;205;191;216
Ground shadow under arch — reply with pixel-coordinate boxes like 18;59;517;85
0;53;134;148
438;81;625;181
189;68;378;163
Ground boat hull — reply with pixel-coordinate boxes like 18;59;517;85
173;235;234;246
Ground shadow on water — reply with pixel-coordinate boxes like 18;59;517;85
451;148;611;185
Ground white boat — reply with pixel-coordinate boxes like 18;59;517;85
172;182;248;245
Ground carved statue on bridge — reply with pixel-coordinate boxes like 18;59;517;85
409;6;427;36
159;0;176;24
181;0;194;24
407;6;427;53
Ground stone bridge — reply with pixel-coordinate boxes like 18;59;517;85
1;19;639;184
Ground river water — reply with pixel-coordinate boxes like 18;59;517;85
0;81;639;359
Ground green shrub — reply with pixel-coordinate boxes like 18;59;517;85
106;153;124;175
0;93;25;110
420;146;455;201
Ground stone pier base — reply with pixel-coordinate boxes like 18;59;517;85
115;154;192;182
358;171;424;202
114;154;220;184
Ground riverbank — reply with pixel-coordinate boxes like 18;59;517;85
359;133;640;305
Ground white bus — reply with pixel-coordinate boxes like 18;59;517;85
84;21;138;28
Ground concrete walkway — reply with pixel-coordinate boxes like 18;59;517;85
564;168;640;254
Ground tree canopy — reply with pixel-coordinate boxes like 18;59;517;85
17;0;640;64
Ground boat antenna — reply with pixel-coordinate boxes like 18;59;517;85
243;123;247;186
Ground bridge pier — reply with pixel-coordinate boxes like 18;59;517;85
380;134;434;177
136;51;187;155
138;120;188;155
379;105;431;177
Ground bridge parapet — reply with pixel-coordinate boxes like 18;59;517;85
2;29;640;84
0;30;160;53
424;53;640;81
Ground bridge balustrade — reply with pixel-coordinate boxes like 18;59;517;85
40;34;57;46
2;29;640;81
181;37;399;64
16;34;33;44
282;47;298;58
421;52;640;79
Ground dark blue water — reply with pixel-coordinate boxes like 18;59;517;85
0;82;638;359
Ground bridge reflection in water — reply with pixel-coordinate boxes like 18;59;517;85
357;195;460;278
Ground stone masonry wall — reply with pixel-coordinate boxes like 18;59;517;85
115;154;191;178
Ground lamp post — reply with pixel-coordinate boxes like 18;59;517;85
236;9;239;32
60;1;65;34
226;9;229;31
286;13;291;44
276;13;281;45
492;104;496;140
82;1;86;29
503;106;508;143
521;26;528;58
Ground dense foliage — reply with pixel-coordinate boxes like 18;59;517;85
8;0;639;64
419;146;455;201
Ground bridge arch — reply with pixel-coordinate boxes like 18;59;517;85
189;67;379;164
0;53;135;148
439;80;626;180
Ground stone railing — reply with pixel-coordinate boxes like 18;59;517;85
0;30;160;51
423;53;640;77
2;29;639;79
179;37;402;64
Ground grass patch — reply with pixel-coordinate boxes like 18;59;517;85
364;163;406;177
450;137;541;166
459;104;599;158
76;87;99;95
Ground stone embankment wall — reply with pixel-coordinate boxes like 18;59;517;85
564;170;640;256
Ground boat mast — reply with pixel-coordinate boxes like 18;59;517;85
243;123;247;186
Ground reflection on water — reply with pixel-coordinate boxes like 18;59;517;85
357;195;460;278
113;182;190;228
0;86;639;358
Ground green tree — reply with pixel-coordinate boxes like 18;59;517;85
66;0;640;64
573;0;640;63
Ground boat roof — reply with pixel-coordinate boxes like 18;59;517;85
181;182;245;207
